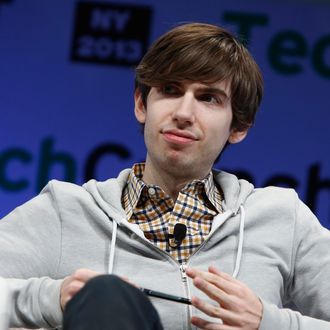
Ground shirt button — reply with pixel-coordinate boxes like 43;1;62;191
148;187;156;195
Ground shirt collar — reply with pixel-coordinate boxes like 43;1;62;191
123;162;223;217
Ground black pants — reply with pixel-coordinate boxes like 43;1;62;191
63;275;164;330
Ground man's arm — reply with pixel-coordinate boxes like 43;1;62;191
0;182;63;328
6;277;63;328
187;266;330;330
186;198;330;330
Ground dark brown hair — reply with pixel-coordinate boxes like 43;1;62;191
135;22;263;132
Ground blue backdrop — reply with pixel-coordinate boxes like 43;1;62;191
0;0;329;228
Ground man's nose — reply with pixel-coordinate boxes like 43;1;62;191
171;94;196;126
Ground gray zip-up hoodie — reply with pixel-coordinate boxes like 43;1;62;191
1;169;330;329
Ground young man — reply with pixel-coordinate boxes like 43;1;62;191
1;23;329;330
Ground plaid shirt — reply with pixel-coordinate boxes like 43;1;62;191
121;163;223;264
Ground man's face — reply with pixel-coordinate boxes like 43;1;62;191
134;81;247;180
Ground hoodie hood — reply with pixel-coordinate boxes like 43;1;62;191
212;169;254;214
83;169;131;225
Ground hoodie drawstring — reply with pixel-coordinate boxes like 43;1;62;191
108;220;118;274
232;205;245;279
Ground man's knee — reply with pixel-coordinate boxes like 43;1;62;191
83;274;122;295
63;274;163;330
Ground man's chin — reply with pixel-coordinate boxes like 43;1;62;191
164;157;203;177
165;153;190;166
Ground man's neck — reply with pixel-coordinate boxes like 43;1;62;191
141;160;211;201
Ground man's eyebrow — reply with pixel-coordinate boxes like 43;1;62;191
198;86;230;101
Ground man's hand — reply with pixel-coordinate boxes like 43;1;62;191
60;268;101;311
186;266;263;330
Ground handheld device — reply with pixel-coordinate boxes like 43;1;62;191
140;287;192;305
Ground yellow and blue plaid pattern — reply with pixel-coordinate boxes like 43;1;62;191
122;163;223;264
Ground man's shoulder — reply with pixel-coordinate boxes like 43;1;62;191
213;169;299;201
253;185;298;200
42;167;131;197
42;179;86;195
40;168;131;213
248;186;303;221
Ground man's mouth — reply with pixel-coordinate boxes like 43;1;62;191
162;129;197;145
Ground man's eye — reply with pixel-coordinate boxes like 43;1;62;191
200;94;219;104
162;85;178;95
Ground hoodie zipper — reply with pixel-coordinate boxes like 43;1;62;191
180;262;188;287
180;262;192;330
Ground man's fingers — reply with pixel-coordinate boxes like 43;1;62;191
186;267;240;297
187;266;239;285
208;267;238;283
191;316;233;330
60;268;102;311
61;280;85;308
191;293;239;324
191;296;223;319
65;279;85;296
191;316;219;330
71;268;101;282
192;276;233;309
118;275;138;288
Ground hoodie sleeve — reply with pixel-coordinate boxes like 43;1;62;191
259;300;330;330
259;195;330;330
0;181;63;328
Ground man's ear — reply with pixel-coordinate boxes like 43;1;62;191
134;89;146;124
228;129;248;144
